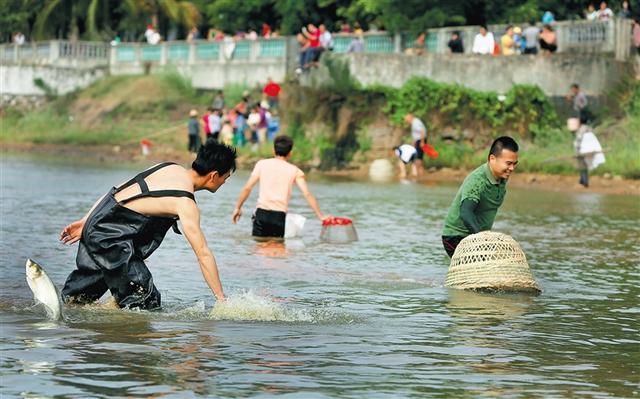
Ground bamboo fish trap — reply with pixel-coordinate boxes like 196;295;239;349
445;231;541;293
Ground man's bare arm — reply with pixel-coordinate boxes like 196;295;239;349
232;174;260;223
178;199;225;301
295;176;327;220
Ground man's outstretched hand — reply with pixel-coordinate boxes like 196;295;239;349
60;219;85;245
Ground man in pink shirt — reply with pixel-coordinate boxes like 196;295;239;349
232;135;328;238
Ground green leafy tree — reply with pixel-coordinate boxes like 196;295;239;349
1;0;32;42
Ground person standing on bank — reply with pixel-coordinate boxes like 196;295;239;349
567;115;605;188
232;135;329;239
59;141;237;309
187;109;201;152
441;136;519;257
404;114;427;177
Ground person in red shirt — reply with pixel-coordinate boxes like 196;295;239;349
202;107;212;139
263;78;281;110
302;24;323;69
262;23;271;38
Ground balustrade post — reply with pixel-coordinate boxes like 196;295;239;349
394;33;402;53
614;18;631;61
160;43;167;65
250;40;259;62
110;45;118;70
189;42;196;64
49;41;60;64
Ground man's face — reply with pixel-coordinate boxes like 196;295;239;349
206;171;232;193
480;27;487;35
489;149;518;180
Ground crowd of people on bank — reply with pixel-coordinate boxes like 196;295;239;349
9;1;640;57
185;78;282;153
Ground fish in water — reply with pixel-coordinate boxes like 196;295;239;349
25;259;62;320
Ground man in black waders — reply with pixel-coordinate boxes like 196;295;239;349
59;140;236;310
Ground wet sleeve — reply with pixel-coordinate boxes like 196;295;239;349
460;198;481;234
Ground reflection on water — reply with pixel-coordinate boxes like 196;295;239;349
1;155;639;398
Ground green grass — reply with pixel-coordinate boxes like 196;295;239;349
2;73;638;179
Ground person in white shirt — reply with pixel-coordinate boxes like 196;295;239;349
568;116;605;188
394;144;418;178
585;4;598;20
472;25;495;55
596;1;614;21
208;109;222;142
319;24;333;50
404;114;427;177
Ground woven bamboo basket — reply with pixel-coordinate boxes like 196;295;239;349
445;231;541;293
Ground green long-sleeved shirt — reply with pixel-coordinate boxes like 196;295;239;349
442;162;507;237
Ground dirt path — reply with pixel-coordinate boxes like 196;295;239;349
3;142;639;196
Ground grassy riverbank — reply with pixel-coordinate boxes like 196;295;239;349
2;72;639;179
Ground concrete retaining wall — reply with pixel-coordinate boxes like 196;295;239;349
1;64;107;96
304;53;626;96
109;61;286;90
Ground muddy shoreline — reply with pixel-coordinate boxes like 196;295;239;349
3;142;639;196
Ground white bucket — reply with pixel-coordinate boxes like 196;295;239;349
284;213;306;238
369;159;394;182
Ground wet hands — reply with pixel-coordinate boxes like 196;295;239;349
231;208;242;224
59;219;84;245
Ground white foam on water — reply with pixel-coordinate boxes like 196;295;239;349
208;291;314;323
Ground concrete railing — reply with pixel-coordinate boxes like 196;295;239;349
0;40;109;66
0;18;634;68
110;38;289;66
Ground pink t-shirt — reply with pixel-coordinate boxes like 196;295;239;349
252;158;304;212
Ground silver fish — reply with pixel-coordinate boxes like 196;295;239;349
25;259;62;321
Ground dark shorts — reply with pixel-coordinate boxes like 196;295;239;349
442;235;466;258
523;47;537;55
252;208;286;238
539;40;557;52
400;152;417;164
414;140;424;160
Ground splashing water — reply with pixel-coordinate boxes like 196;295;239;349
209;291;315;322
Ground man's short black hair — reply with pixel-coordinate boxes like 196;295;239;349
489;136;519;159
274;135;294;156
571;83;580;89
192;140;237;176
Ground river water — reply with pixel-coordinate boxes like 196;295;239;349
1;154;638;398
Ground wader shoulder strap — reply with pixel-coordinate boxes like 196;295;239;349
117;162;196;204
119;190;196;205
115;162;177;193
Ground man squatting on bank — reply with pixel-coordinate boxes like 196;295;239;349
441;136;519;257
59;140;237;309
232;135;328;239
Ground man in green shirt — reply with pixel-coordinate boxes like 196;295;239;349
442;136;519;257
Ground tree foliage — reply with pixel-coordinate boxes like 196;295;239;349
4;0;597;41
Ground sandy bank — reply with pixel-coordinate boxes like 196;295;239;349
3;142;639;196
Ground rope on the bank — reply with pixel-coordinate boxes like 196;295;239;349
445;231;541;293
123;122;185;146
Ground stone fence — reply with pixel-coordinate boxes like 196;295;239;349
0;18;635;96
0;18;634;67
